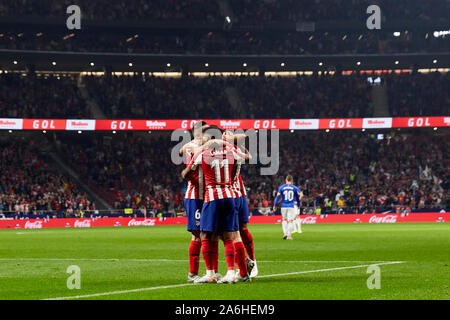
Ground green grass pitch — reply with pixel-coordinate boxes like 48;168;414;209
0;223;449;300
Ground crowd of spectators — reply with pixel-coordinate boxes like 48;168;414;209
229;0;449;24
0;137;94;216
386;72;450;117
1;0;448;23
0;72;448;120
0;0;220;22
83;73;372;119
2;30;449;55
1;128;447;216
243;131;449;214
54;130;449;215
84;74;234;119
235;73;373;118
0;73;90;119
58;133;185;214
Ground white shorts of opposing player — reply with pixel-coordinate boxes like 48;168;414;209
281;207;297;239
293;206;302;233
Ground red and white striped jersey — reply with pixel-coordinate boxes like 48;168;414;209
188;145;246;202
230;145;247;198
184;140;204;200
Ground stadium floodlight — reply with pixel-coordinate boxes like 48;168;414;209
393;32;401;37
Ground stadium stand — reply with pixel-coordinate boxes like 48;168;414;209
0;73;90;119
0;137;94;216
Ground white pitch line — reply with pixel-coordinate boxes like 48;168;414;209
0;258;398;263
42;261;405;300
257;261;405;279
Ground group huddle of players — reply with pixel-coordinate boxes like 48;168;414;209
180;121;257;284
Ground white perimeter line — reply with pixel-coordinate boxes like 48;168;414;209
0;258;397;263
42;261;405;300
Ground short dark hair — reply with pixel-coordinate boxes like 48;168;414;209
204;124;223;136
191;120;208;136
286;174;293;182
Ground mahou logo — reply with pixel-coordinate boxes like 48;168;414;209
146;120;167;129
369;215;398;223
300;216;317;224
24;221;43;229
128;219;155;226
220;120;241;129
74;220;91;228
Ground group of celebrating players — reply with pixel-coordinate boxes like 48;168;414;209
180;121;257;284
180;121;304;284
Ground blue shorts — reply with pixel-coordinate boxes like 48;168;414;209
234;196;249;224
200;198;238;233
184;199;203;231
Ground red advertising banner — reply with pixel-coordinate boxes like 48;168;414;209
0;213;447;229
0;117;449;132
22;119;67;130
391;117;450;128
318;118;363;130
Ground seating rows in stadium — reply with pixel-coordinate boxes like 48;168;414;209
1;30;448;55
2;72;448;120
0;138;93;215
1;0;447;22
1;130;448;216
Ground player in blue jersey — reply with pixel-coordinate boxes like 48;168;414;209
273;175;304;240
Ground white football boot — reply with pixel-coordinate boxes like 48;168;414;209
218;270;235;284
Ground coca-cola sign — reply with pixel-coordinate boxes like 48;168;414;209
300;216;317;224
24;221;43;229
128;219;155;226
369;215;398;223
74;220;91;228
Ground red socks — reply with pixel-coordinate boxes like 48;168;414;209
223;239;235;271
212;240;219;273
240;228;255;261
188;240;201;275
234;241;248;277
201;239;214;271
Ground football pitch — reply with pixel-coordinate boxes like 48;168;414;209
0;223;449;300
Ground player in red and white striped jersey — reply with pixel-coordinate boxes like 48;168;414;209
223;130;258;280
179;121;209;283
182;126;251;284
